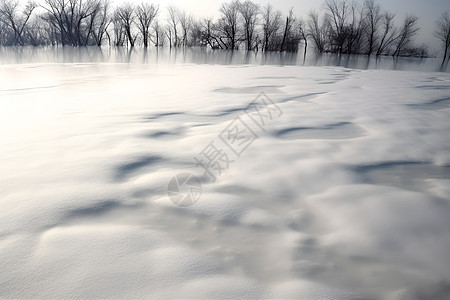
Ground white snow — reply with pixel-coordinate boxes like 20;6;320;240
1;57;450;299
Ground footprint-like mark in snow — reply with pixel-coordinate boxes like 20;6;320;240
415;85;450;90
351;161;450;193
421;76;448;82
114;155;165;181
142;128;185;139
143;112;184;121
206;106;248;117
407;97;450;110
253;76;298;80
279;92;327;103
64;200;119;218
214;85;283;94
274;122;365;140
316;80;340;84
0;85;58;93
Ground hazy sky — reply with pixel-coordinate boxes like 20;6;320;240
111;0;449;54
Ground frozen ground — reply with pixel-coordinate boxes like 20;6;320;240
1;54;450;299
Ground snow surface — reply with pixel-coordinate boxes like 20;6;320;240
1;60;450;299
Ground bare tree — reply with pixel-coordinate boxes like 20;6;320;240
22;15;49;45
218;0;240;50
297;18;308;56
0;0;36;45
83;0;111;46
0;0;426;53
323;0;349;53
362;0;381;55
261;4;282;51
280;8;296;51
151;20;164;46
136;3;158;47
307;10;327;53
164;24;173;47
40;0;67;45
189;18;203;47
41;0;104;46
199;17;216;48
375;11;396;56
345;1;364;54
416;43;428;58
435;10;450;62
392;15;419;57
92;0;111;46
177;9;193;47
239;0;259;50
112;9;126;46
167;6;179;47
80;0;105;46
115;3;137;47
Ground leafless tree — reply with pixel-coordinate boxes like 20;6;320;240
307;10;327;53
92;0;111;46
0;0;426;53
392;15;419;57
112;10;126;46
164;24;173;48
82;0;103;46
21;15;49;45
375;11;396;56
280;8;297;51
167;6;180;47
323;0;349;53
362;0;381;55
218;0;240;50
83;0;110;46
402;43;428;58
0;0;36;45
41;0;104;46
189;18;203;47
115;3;137;47
177;9;193;47
416;43;428;58
297;18;308;56
261;4;282;51
40;0;65;45
151;20;164;46
345;1;364;54
199;17;216;48
136;3;158;47
238;0;259;50
435;10;450;62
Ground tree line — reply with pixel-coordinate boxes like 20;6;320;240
0;0;449;59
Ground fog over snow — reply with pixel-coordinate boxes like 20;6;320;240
1;49;450;299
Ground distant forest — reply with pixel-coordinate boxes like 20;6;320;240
0;0;449;59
